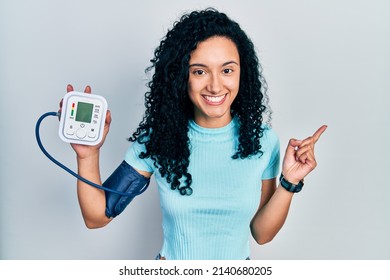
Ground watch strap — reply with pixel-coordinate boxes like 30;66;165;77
279;174;304;193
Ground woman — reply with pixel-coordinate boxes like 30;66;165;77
63;8;326;260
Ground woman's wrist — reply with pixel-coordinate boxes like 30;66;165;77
280;173;301;185
77;151;100;164
279;173;304;193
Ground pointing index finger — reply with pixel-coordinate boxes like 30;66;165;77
312;125;328;143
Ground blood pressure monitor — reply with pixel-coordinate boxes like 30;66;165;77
36;90;149;201
58;91;107;145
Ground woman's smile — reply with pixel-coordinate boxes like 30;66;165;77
202;93;228;105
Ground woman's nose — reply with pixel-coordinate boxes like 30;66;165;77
206;74;222;94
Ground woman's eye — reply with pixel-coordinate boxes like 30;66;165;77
193;69;205;75
223;68;233;74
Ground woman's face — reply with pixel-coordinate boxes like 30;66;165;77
188;36;240;128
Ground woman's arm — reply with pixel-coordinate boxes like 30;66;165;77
62;85;153;228
76;152;112;228
250;178;293;244
250;125;327;244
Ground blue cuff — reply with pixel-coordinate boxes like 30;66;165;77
103;161;150;218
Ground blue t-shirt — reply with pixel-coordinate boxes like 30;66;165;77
125;118;280;260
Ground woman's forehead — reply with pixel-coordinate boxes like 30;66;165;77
189;36;239;65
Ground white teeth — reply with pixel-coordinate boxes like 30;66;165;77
204;94;226;103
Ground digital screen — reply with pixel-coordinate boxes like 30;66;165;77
75;102;93;123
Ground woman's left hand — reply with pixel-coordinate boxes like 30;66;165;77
282;125;327;185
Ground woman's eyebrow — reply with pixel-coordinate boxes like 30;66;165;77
222;60;239;66
189;61;239;68
189;63;207;68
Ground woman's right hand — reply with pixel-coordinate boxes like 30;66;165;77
59;84;112;159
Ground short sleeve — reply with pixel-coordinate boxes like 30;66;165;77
124;140;154;173
261;128;280;180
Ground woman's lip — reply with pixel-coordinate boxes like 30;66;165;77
202;94;227;105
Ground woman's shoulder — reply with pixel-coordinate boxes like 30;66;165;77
260;125;280;149
124;139;154;173
262;124;278;139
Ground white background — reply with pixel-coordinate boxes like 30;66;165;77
0;0;389;259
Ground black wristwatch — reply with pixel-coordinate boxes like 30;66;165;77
279;174;304;193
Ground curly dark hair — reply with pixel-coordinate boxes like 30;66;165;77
129;8;270;196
